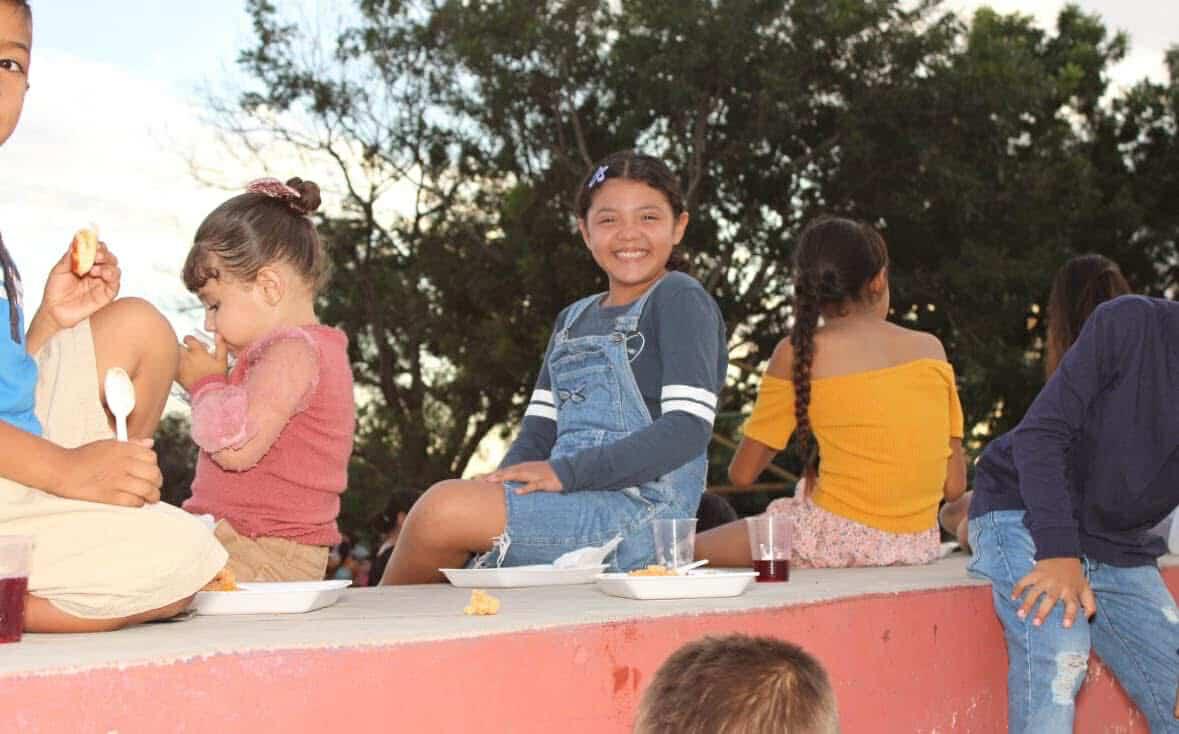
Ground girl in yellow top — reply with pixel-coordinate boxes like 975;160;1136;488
697;217;966;568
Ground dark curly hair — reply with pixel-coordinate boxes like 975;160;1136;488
575;150;690;272
790;217;889;477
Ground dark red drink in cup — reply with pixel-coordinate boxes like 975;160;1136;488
0;536;32;643
752;558;790;582
0;576;28;642
746;515;791;583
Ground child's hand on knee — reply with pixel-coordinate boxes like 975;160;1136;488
483;461;563;494
54;438;163;507
1012;557;1097;629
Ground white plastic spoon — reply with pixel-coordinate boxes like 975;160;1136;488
674;559;709;575
104;367;135;442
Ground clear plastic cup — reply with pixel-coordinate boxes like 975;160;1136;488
0;536;32;643
652;518;697;570
746;514;792;582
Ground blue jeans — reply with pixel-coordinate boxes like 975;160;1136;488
968;510;1179;733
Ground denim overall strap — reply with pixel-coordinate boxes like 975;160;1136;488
606;280;662;425
558;292;606;340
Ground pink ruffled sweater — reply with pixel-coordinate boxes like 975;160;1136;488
183;325;355;546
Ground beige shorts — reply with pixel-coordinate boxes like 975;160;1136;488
214;519;329;582
0;319;227;619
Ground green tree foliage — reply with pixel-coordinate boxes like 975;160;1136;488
216;0;1177;514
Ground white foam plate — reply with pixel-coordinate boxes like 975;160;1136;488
191;580;352;615
441;565;608;588
595;570;758;600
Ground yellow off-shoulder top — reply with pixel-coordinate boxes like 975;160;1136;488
742;358;964;533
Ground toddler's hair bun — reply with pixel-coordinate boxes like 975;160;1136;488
286;177;321;215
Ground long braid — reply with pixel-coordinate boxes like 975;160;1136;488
790;274;821;479
0;231;22;344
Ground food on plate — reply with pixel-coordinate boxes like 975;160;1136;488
463;588;500;616
627;564;675;577
202;566;239;592
69;226;99;276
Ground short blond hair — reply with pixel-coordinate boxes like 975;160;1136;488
634;635;839;734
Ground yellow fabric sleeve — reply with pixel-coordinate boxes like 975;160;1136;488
741;374;796;450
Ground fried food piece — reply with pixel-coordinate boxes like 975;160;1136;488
202;566;239;592
463;588;500;616
628;564;675;577
69;226;99;276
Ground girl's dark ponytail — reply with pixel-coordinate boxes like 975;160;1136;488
1044;254;1131;377
788;216;890;481
0;233;21;343
790;273;822;478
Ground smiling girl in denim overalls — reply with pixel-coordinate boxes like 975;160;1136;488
382;151;726;583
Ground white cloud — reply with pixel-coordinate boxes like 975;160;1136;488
0;48;241;336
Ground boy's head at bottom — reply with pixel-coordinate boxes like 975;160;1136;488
0;0;32;148
634;634;839;734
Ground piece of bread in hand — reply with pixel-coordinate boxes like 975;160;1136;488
69;226;99;276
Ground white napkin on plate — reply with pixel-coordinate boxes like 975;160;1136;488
552;535;623;569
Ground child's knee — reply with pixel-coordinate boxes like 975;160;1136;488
408;480;465;528
94;297;171;335
405;480;494;547
94;298;177;360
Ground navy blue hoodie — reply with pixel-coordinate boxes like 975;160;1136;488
970;296;1179;566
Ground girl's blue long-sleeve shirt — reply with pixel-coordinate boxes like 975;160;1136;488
971;295;1179;566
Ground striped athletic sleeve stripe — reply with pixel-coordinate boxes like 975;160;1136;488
661;384;718;408
525;389;557;421
525;403;557;421
660;399;716;424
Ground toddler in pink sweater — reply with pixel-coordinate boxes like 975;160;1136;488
176;177;356;582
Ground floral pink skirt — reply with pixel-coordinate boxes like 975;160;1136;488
766;492;939;569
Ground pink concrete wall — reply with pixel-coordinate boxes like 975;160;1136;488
5;570;1174;733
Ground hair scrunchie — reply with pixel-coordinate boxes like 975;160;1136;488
246;177;312;215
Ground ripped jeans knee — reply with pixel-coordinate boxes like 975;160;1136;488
1049;650;1089;704
470;530;512;569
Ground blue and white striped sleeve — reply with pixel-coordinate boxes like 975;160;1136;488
660;384;719;425
523;388;557;422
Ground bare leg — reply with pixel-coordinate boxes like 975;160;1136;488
694;518;753;567
24;593;195;633
91;297;179;439
381;479;507;585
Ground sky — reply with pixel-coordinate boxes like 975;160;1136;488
0;1;256;334
0;0;1173;381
